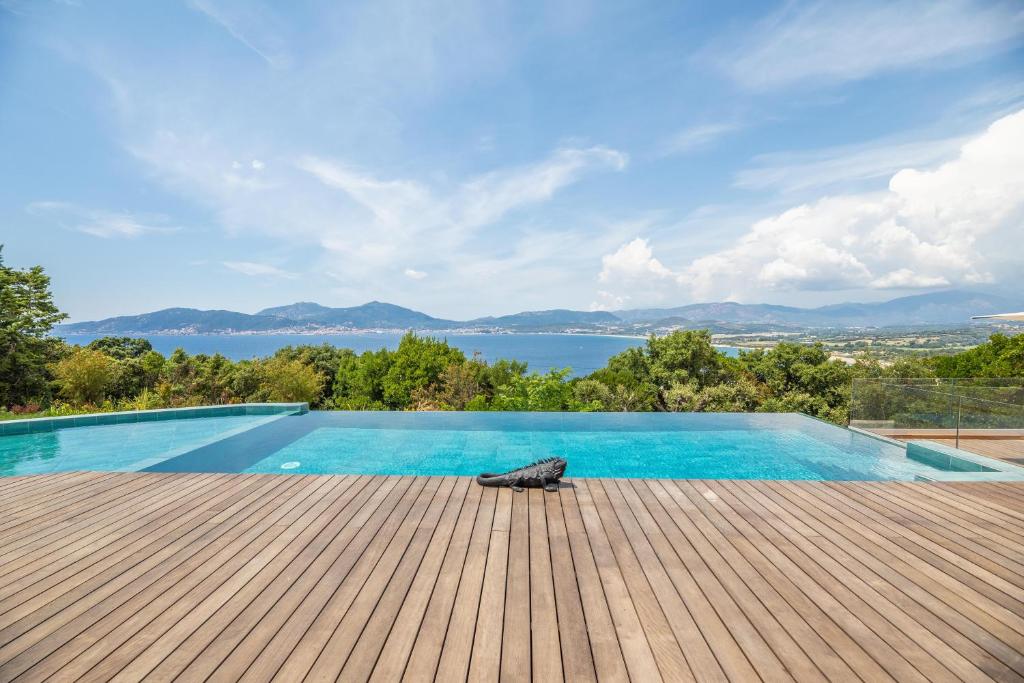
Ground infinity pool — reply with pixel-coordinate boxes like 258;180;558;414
0;410;1010;481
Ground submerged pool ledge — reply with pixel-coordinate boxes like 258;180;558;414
906;440;1024;481
0;402;308;436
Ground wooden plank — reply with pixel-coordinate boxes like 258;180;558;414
528;488;563;682
466;486;512;682
544;484;598;683
870;482;1024;554
0;473;178;559
500;487;530;682
838;483;1024;604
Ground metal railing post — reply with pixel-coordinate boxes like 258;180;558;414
956;396;962;449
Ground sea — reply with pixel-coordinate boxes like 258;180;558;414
59;333;743;377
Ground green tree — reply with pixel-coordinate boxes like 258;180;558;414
86;336;153;360
272;344;352;402
932;333;1024;378
262;358;325;404
738;342;851;421
492;368;574;411
646;330;727;390
51;348;114;405
334;348;392;409
572;378;613;411
0;247;67;407
411;360;486;410
381;333;466;409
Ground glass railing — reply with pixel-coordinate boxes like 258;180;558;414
850;378;1024;448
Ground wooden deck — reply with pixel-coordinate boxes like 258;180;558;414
0;473;1022;682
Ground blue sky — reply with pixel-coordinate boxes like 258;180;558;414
1;0;1022;322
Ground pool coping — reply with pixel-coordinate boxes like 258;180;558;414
0;403;308;436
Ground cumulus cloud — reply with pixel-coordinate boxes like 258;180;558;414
26;201;177;238
222;260;297;278
599;238;675;283
707;0;1024;90
599;108;1024;302
404;268;427;280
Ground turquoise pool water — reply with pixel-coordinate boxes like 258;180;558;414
0;410;1000;481
0;414;285;476
235;413;946;480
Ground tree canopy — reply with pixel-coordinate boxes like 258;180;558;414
0;246;67;408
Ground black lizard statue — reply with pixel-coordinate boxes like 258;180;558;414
476;457;567;492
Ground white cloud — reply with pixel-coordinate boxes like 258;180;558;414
708;1;1024;90
590;290;630;312
599;238;675;283
251;159;265;170
735;134;969;194
662;122;740;155
222;260;298;278
293;145;626;268
26;201;177;239
455;146;627;228
599;108;1024;303
404;268;427;280
186;0;291;68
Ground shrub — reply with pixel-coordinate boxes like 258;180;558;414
51;348;114;405
262;358;325;404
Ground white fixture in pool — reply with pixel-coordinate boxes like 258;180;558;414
281;461;301;470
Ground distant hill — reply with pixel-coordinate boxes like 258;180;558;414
257;301;455;329
256;301;335;321
57;308;289;335
615;302;805;324
467;309;620;330
56;290;1021;335
615;291;1020;328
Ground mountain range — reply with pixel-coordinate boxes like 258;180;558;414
56;290;1022;336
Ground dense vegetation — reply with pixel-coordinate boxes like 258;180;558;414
1;250;1022;424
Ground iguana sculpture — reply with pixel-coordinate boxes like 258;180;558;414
476;457;567;492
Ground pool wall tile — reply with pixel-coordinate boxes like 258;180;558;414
28;420;54;433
